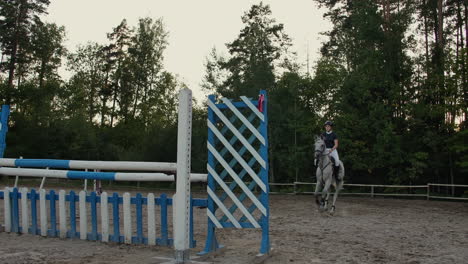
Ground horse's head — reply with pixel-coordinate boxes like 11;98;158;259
314;136;326;160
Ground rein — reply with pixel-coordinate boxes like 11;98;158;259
315;149;332;172
318;160;332;171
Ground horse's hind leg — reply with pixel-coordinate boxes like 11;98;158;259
329;180;343;215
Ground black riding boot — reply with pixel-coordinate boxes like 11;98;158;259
333;165;340;181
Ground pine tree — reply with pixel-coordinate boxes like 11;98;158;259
206;2;293;98
0;0;50;104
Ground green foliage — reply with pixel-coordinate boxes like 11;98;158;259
203;2;293;99
30;22;66;87
449;129;468;172
0;0;51;103
269;72;319;182
405;152;429;184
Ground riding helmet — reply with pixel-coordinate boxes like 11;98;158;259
324;120;334;126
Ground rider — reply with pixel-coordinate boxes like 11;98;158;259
321;121;340;178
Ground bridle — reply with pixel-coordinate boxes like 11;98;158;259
315;141;332;171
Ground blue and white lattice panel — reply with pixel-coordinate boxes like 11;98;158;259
201;90;270;256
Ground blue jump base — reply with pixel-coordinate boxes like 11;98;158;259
0;188;207;248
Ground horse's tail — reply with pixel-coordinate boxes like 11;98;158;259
338;161;345;180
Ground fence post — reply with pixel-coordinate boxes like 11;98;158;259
4;188;11;232
59;190;66;238
160;194;169;246
39;189;47;237
20;187;29;234
147;193;156;245
79;191;87;240
427;184;430;200
83;169;88;191
371;186;374;198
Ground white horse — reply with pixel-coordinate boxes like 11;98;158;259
314;137;345;214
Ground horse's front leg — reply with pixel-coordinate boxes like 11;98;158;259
314;167;324;207
324;191;331;210
314;184;322;206
321;174;333;210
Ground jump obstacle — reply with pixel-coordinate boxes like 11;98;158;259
200;91;270;256
0;89;271;262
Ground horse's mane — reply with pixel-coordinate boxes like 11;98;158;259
315;135;324;143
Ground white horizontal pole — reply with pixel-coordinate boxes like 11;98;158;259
70;160;177;172
427;196;468;200
0;167;68;178
428;183;468;188
293;182;428;188
0;167;207;182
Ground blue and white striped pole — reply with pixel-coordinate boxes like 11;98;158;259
0;158;178;172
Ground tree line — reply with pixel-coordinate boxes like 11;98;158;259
0;1;466;186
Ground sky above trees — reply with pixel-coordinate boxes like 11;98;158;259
43;0;332;100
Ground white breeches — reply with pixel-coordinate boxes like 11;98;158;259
327;149;340;166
